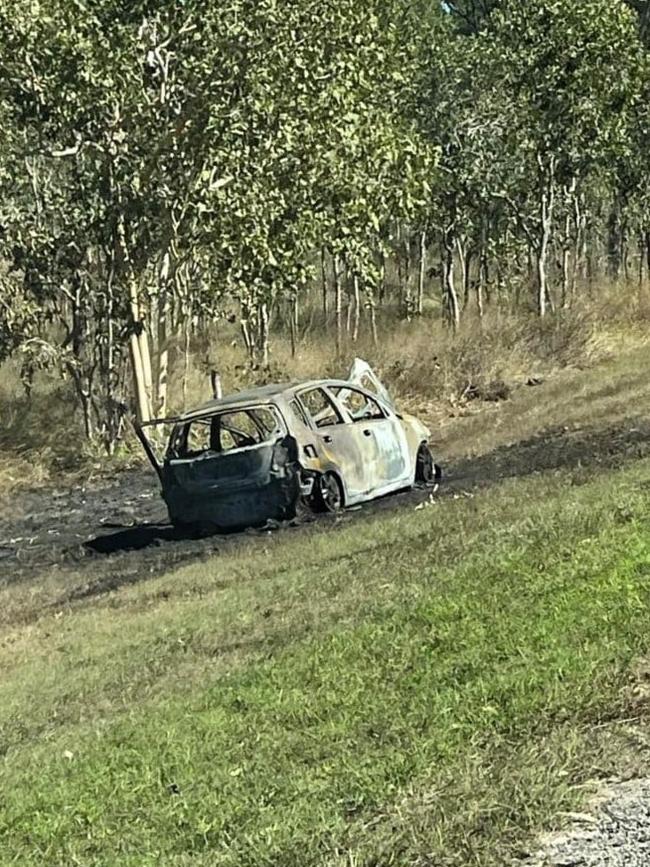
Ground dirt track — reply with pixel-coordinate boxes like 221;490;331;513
2;417;650;598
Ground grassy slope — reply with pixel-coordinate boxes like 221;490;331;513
3;458;650;865
3;333;650;865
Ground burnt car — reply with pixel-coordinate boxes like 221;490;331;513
136;359;441;531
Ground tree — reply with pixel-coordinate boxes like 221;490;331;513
483;0;644;314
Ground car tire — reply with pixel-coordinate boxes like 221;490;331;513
313;472;344;513
415;443;437;485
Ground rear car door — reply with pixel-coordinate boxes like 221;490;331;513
297;386;371;502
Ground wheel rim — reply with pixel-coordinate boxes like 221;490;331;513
320;474;342;510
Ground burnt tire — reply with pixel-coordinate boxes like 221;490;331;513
313;472;344;513
415;443;436;485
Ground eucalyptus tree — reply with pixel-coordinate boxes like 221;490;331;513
484;0;644;315
0;0;439;435
416;17;516;324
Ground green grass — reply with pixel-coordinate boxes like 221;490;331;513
3;462;650;865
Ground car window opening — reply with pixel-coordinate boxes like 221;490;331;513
173;407;283;458
332;386;385;422
299;388;343;429
288;398;310;428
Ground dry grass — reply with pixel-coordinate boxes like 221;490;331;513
1;283;650;497
173;288;650;463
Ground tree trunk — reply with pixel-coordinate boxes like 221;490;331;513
579;196;589;284
561;211;571;310
457;237;469;310
478;219;489;315
536;155;556;318
403;233;412;318
210;371;223;399
352;274;361;343
334;255;343;356
129;334;150;424
321;247;328;319
571;195;581;298
155;291;170;417
607;205;622;281
638;234;645;288
129;278;151;423
537;244;548;318
378;248;386;306
346;269;353;334
182;314;191;407
477;245;487;319
369;298;378;347
443;229;460;329
259;302;270;367
289;297;297;358
417;229;426;316
138;325;154;416
102;255;122;451
560;178;577;310
623;226;630;283
537;195;553;317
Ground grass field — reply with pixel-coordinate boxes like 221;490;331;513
3;448;650;865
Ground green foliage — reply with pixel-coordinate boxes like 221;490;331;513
0;0;649;434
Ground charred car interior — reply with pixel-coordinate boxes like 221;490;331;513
135;360;441;531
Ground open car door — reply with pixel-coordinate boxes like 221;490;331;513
348;358;397;413
132;416;181;485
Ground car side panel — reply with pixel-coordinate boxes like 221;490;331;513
287;391;371;504
360;415;411;490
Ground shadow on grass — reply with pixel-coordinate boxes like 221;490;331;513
84;523;192;554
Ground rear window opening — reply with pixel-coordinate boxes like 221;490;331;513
171;407;284;458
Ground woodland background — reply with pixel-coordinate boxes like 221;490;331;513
1;0;649;462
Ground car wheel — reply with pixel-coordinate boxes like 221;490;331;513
415;443;436;485
314;472;344;513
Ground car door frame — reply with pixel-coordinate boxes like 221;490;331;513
294;385;373;504
328;384;412;496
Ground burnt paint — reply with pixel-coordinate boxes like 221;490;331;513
163;435;301;530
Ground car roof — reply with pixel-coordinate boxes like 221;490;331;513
178;378;355;421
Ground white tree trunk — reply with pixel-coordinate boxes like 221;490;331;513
129;278;152;423
334;255;343;355
537;158;556;318
417;229;426;316
321;247;328;318
352;274;361;343
443;230;460;329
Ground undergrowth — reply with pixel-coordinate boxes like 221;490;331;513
1;284;649;493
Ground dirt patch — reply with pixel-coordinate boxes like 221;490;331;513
2;417;650;600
